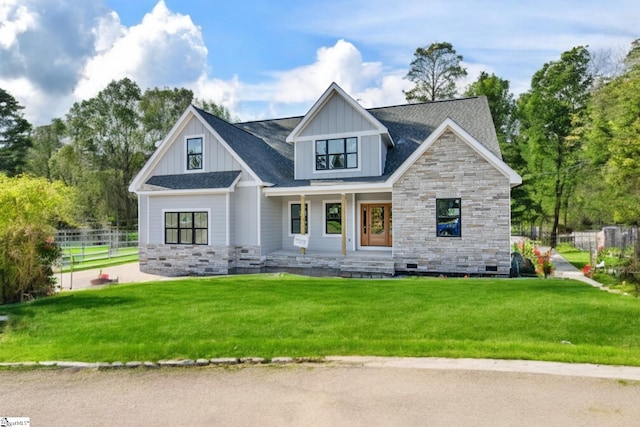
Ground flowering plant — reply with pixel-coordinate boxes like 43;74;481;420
582;265;592;277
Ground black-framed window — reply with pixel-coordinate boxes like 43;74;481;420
165;212;208;244
325;202;342;234
315;137;357;170
436;198;461;237
186;137;203;170
290;203;309;235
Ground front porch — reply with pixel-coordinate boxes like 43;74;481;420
265;249;395;278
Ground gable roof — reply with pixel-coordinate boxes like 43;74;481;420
388;118;521;187
131;84;517;194
192;106;294;185
285;82;390;144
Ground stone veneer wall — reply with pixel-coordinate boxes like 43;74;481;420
140;244;235;276
139;244;267;276
392;130;512;276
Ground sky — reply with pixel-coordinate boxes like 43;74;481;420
1;0;638;126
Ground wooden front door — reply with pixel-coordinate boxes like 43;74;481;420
360;204;392;247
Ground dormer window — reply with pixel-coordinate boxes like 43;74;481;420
315;137;358;170
186;137;203;170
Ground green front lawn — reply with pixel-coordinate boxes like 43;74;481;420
1;275;639;366
555;244;590;270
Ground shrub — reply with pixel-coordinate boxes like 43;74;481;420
0;225;61;304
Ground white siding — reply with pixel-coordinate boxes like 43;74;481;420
233;186;259;245
150;116;244;176
300;94;377;136
280;195;356;252
261;193;282;253
147;194;228;245
295;134;383;180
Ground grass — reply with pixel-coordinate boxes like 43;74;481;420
59;246;139;273
555;244;590;269
1;274;640;366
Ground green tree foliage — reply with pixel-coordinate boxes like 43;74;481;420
194;98;235;122
463;72;534;225
66;78;146;228
26;118;66;180
517;46;593;246
404;42;467;102
585;40;640;224
0;88;32;176
140;87;193;146
0;174;77;304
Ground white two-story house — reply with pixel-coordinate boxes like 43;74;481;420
129;83;521;277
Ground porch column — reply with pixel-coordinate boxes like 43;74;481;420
341;193;347;256
300;194;306;255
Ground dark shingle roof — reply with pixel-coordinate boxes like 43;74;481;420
145;171;241;190
189;96;499;187
193;106;294;184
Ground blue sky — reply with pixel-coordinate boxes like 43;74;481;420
1;0;638;125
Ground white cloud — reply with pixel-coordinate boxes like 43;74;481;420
232;39;395;120
75;1;208;99
0;1;35;49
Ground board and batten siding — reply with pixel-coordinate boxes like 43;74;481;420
149;116;246;177
147;194;228;245
295;134;383;180
300;93;377;137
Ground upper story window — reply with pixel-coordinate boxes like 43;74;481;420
315;137;357;170
186;137;203;170
436;198;461;237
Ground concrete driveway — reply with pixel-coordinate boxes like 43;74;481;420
55;262;171;291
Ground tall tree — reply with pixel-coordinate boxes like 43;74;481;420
140;87;193;146
585;39;640;224
517;46;593;246
464;72;533;226
0;88;32;176
404;42;467;102
66;78;145;228
27;118;66;180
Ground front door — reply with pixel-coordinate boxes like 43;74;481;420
361;204;392;247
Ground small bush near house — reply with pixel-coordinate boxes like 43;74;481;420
0;225;61;304
0;174;77;304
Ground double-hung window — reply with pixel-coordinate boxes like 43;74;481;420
436;198;461;237
165;212;208;244
186;137;203;170
315;137;357;170
324;202;342;235
290;202;309;235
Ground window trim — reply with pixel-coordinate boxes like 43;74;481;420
185;135;205;172
323;200;343;237
288;201;310;236
314;137;359;172
436;198;461;238
163;209;210;245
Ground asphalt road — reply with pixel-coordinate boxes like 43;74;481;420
2;363;640;426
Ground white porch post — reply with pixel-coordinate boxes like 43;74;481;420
341;193;347;256
300;194;306;255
